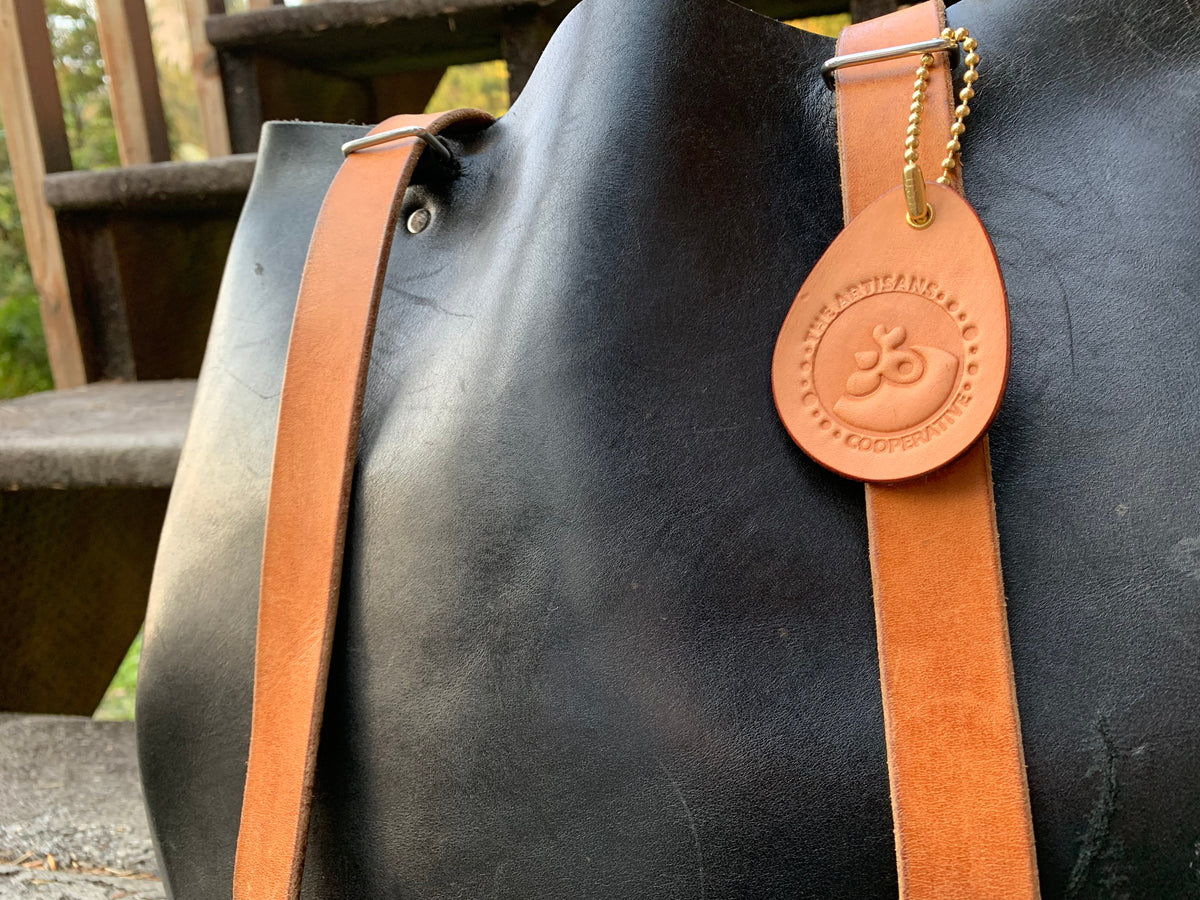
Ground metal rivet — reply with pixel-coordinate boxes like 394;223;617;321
406;208;432;234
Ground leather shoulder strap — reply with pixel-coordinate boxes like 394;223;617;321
234;108;494;900
837;5;1040;897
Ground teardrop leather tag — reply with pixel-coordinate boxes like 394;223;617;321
773;182;1009;482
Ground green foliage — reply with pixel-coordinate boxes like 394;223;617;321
0;295;53;399
789;13;851;38
94;631;142;721
48;0;120;170
0;116;53;399
160;59;207;161
0;137;34;300
427;61;511;118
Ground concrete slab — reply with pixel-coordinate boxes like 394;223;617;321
0;715;161;898
0;866;165;899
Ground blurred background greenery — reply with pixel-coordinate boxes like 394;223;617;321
0;1;844;719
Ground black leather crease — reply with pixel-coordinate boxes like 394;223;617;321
137;0;1200;896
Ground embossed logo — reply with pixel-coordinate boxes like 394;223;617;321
792;274;983;457
772;184;1010;482
833;324;960;432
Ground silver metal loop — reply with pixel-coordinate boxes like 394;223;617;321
821;37;958;89
341;126;454;161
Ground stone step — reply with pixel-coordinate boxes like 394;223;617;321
0;715;162;898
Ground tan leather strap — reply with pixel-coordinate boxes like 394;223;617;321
234;108;494;900
837;5;1040;897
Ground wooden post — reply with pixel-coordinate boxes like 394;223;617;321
371;70;447;118
501;5;566;102
94;0;172;165
850;0;899;22
0;0;87;386
182;0;231;157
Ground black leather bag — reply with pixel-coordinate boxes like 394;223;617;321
138;0;1200;895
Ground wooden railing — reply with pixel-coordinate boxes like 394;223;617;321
184;0;233;157
0;0;247;387
0;0;255;390
0;0;86;386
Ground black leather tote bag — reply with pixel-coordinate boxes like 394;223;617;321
138;0;1200;895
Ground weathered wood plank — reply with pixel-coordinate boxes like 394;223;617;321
501;4;569;102
44;158;252;379
206;0;837;66
94;0;172;165
0;0;87;386
0;380;193;714
0;488;169;714
182;0;232;157
223;52;382;153
43;154;255;212
0;380;193;490
370;68;446;117
206;0;844;149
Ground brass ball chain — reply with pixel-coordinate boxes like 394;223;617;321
902;27;980;228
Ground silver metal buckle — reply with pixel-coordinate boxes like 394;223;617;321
821;37;958;89
341;126;454;162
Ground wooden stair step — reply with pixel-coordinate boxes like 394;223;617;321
43;159;255;383
0;382;195;715
44;154;256;214
207;0;576;76
0;380;194;491
205;0;830;152
207;0;827;67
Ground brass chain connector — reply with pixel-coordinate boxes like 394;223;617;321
903;27;980;228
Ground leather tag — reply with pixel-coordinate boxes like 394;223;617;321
773;182;1009;482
